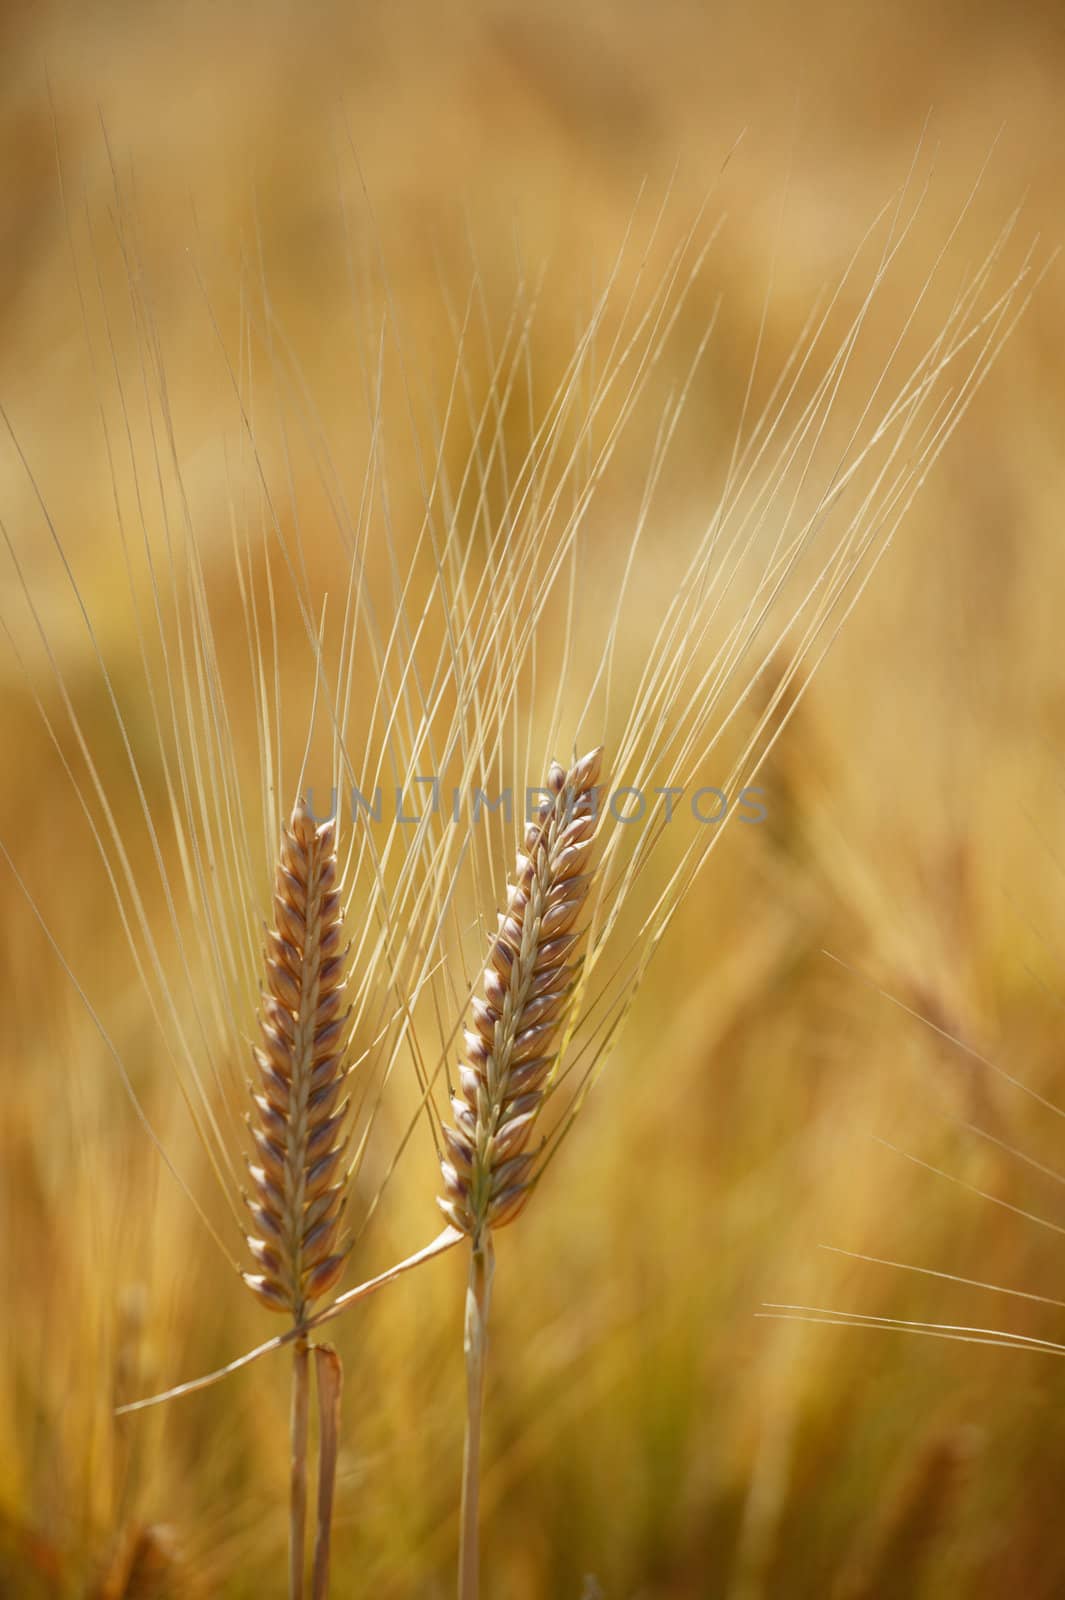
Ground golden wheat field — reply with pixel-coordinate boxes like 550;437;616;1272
3;2;1065;1596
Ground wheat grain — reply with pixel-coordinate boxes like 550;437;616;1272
242;799;351;1321
438;747;605;1246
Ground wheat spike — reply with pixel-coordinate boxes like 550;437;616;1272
242;799;351;1321
438;748;604;1246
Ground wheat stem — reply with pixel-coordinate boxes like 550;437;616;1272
115;1228;463;1414
290;1336;310;1600
459;1235;494;1600
312;1344;344;1600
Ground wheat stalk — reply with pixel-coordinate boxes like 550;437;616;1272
438;747;605;1599
242;797;351;1600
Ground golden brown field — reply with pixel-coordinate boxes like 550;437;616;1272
3;2;1065;1596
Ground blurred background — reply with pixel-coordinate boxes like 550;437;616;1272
2;1;1065;1595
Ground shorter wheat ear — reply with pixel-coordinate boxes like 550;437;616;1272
242;799;352;1600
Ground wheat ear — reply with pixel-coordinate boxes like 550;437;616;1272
438;748;605;1600
242;798;351;1600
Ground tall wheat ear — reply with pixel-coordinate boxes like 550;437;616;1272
440;747;605;1600
243;797;352;1600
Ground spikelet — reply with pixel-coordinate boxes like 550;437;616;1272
242;800;351;1320
438;748;605;1246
